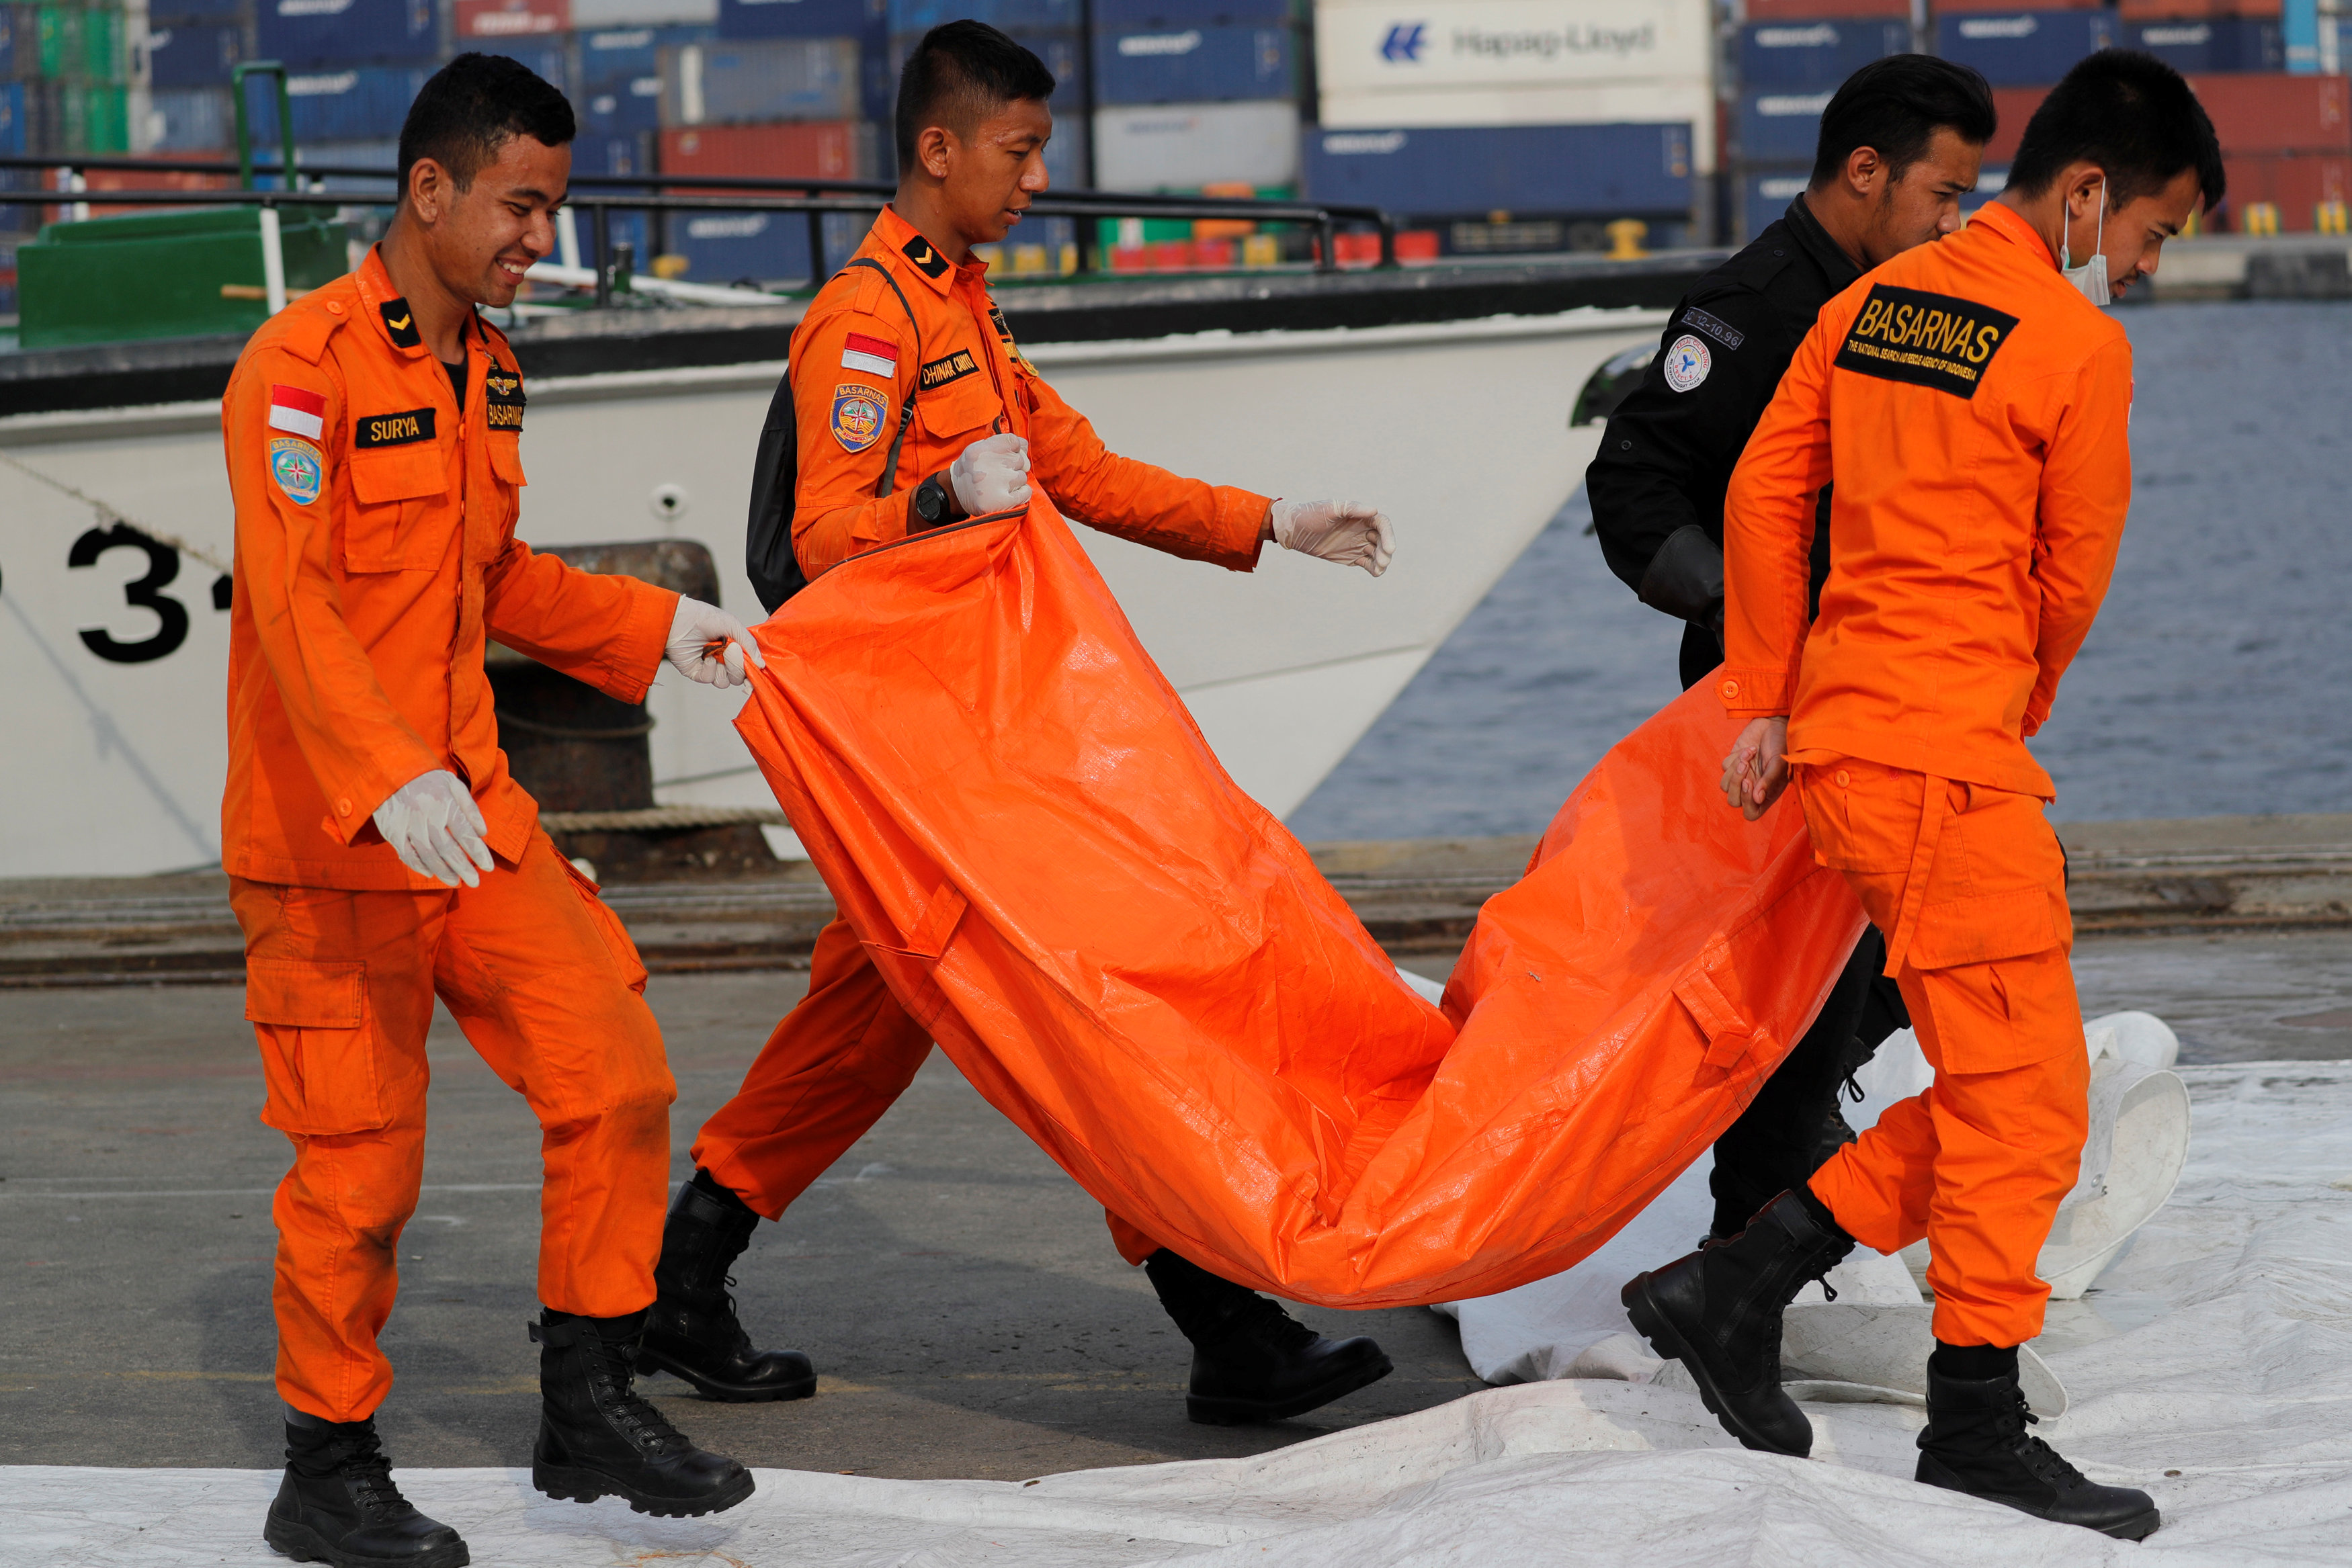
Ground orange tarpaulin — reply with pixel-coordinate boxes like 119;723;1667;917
734;500;1866;1308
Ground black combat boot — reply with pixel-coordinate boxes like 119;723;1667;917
1144;1249;1393;1426
531;1307;755;1518
1916;1344;2160;1540
1621;1187;1853;1456
263;1410;468;1568
638;1170;817;1402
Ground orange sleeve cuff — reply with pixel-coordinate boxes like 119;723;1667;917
1716;666;1797;718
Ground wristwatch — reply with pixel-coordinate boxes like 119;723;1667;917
912;474;957;530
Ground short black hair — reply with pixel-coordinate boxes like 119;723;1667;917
1810;54;1997;187
398;52;576;195
894;20;1056;171
2009;49;2226;213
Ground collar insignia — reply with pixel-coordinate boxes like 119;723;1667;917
380;299;421;348
901;234;950;280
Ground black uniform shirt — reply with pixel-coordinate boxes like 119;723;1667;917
1585;197;1863;689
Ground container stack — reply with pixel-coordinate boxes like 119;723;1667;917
1732;2;1910;237
3;1;135;159
1301;0;1712;261
1089;0;1300;274
142;0;253;157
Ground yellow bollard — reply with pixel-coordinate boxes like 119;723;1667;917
1243;232;1281;269
2242;202;2281;237
2316;200;2348;236
1606;218;1649;259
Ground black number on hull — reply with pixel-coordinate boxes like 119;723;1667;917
69;523;190;664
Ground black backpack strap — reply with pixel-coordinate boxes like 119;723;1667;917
743;256;927;614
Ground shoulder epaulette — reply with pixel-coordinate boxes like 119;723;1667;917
275;290;351;365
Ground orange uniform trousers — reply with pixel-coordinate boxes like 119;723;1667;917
231;831;676;1422
1794;757;2091;1349
691;918;1162;1264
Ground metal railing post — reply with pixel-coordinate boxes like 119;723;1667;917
806;207;825;284
1316;214;1337;273
592;204;614;309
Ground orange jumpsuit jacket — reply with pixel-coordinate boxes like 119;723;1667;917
221;247;676;889
788;204;1270;576
1718;200;2135;798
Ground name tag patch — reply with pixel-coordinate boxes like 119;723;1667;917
920;349;978;390
1682;306;1745;351
485;367;526;431
831;384;887;453
1835;284;2018;399
355;408;436;448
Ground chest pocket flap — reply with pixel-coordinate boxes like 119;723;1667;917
349;443;448;505
917;372;1002;442
489;435;526;487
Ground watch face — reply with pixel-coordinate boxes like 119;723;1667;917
917;482;943;522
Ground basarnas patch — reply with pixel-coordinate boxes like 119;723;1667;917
485;367;526;431
269;436;323;505
1663;334;1712;393
831;384;888;452
1835;284;2017;399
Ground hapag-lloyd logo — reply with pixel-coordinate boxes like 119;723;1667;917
1381;19;1661;64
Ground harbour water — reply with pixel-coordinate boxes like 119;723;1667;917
1294;299;2352;840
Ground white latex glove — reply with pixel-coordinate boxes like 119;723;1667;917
1267;498;1395;578
665;596;768;690
373;769;495;889
946;432;1033;517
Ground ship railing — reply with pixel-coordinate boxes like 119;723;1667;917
0;153;1403;311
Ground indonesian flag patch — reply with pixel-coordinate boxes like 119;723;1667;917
840;333;897;378
268;383;327;440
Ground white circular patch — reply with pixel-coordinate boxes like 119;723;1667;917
1663;333;1712;393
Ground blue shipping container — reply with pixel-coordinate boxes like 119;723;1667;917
580;76;663;136
2123;18;2283;74
145;85;235;150
1093;24;1292;105
0;8;22;79
256;0;439;69
1931;10;2117;88
887;29;1083;111
578;128;653;178
145;21;245;88
886;0;1079;36
1302;122;1691;218
1738;86;1832;162
1740;167;1810;241
580;24;715;88
249;64;433;142
0;81;25;158
669;205;870;284
148;0;249;18
1091;0;1290;28
718;0;880;39
478;42;570;92
1738;18;1910;92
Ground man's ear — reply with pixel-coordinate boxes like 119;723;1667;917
917;124;956;181
406;156;449;224
1842;144;1884;200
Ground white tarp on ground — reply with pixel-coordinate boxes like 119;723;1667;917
11;1061;2352;1566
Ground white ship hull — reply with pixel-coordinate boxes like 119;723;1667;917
0;306;1661;878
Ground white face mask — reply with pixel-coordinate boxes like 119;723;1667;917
2060;181;2111;306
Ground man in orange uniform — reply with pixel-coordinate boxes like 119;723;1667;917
1622;52;2222;1539
223;56;764;1568
647;21;1402;1429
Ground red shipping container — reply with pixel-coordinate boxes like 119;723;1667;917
659;122;872;183
2120;0;2280;18
83;158;233;219
1937;0;2110;10
2190;73;2350;155
1986;85;2054;166
2221;153;2351;230
1742;0;1909;16
456;0;571;39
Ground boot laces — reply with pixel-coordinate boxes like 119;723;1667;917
328;1438;409;1520
2005;1405;2090;1489
584;1334;695;1456
1226;1292;1318;1353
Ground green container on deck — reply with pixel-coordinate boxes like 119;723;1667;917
15;206;349;348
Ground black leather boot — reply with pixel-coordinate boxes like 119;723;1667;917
532;1307;755;1518
263;1411;468;1568
1917;1346;2160;1540
1144;1249;1393;1426
638;1171;817;1402
1620;1187;1853;1456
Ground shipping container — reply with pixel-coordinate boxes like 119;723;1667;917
1932;10;2118;87
1314;0;1710;99
718;0;876;36
1743;0;1907;15
242;63;433;142
1302;121;1692;219
575;0;716;24
886;28;1083;111
255;0;439;69
1040;111;1083;187
886;0;1078;34
32;5;126;83
1093;98;1298;189
664;205;870;284
2119;0;2281;17
1094;0;1288;25
1740;165;1810;241
457;0;573;39
142;84;234;150
0;9;22;81
659;118;878;177
1939;0;2111;9
144;0;249;17
301;136;401;194
0;79;24;157
578;125;653;175
1984;82;2048;164
2222;150;2350;230
2124;16;2284;69
1737;86;1832;162
144;21;245;88
579;22;714;87
579;73;663;134
2190;72;2347;153
1736;18;1911;92
659;36;862;125
1093;23;1293;105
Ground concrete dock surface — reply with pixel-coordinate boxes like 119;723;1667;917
4;818;2349;1479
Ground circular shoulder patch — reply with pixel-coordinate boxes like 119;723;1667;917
831;384;888;454
268;435;324;505
1663;334;1712;394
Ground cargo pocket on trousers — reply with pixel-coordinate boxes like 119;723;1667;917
1906;890;2073;1074
1674;959;1773;1086
556;851;650;995
245;959;389;1135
